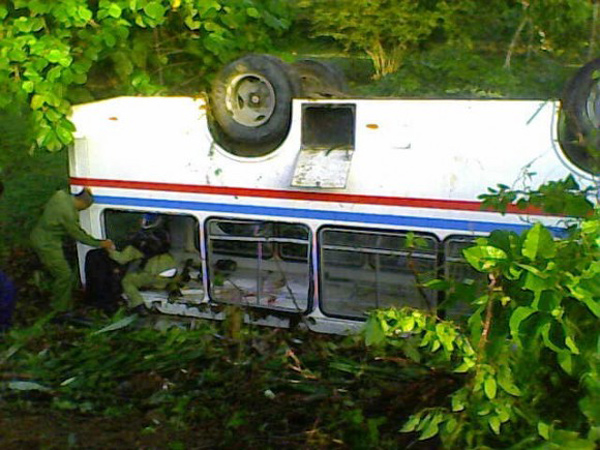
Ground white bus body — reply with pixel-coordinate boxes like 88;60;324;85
69;95;593;334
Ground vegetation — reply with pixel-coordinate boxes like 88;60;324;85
366;179;599;448
1;313;449;448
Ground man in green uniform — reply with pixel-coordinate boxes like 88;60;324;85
110;246;177;311
108;224;178;312
31;188;113;311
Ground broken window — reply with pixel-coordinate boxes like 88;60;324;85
206;218;310;312
102;209;203;301
319;227;439;319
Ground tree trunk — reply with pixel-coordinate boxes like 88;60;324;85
505;15;530;69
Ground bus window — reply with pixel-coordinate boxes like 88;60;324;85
207;218;311;312
443;236;487;319
319;227;438;319
277;223;310;262
102;210;204;300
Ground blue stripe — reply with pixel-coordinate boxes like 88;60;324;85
95;195;565;235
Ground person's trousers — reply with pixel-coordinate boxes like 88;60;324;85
122;272;169;308
34;246;75;312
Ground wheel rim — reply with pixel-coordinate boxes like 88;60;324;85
225;73;276;127
585;80;600;128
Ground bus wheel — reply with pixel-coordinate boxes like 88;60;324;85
292;59;348;97
208;54;300;157
559;58;600;174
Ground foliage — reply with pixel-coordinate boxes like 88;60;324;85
365;177;600;448
0;109;68;259
479;174;597;218
354;48;573;99
0;0;292;152
296;0;598;83
296;0;442;79
0;311;450;448
504;0;594;62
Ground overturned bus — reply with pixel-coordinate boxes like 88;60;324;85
69;54;599;334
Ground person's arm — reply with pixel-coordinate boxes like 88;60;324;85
61;207;105;247
109;245;144;265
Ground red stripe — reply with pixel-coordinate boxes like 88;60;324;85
70;177;546;215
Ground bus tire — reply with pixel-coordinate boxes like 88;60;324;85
208;54;300;157
559;58;600;174
292;59;348;97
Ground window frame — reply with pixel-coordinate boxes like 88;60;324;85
205;216;313;313
318;225;440;320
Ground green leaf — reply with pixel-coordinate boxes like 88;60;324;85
78;6;92;22
497;366;522;396
184;15;201;30
7;381;51;392
541;322;563;353
444;417;458;434
364;317;385;346
22;81;34;93
31;94;46;110
246;7;260;18
488;416;501;435
579;395;600;423
419;413;442;441
144;1;166;20
400;414;421;432
451;394;465;412
538;421;551;440
46;49;72;67
484;376;497;400
522;223;555;260
46;49;63;63
565;336;580;355
92;315;137;334
103;32;117;47
14;17;33;33
8;48;27;62
108;3;122;18
557;351;572;375
454;360;475;373
463;245;507;272
197;0;222;17
423;279;450;290
56;124;73;145
45;108;62;122
509;306;536;344
46;66;62;81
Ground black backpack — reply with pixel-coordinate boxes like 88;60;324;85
84;248;125;314
130;228;171;260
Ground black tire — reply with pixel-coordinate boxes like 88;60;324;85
559;58;600;174
208;54;300;157
291;59;348;97
557;110;600;175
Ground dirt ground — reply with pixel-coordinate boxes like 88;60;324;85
0;406;218;450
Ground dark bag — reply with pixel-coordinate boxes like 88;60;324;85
130;228;171;259
84;249;124;313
